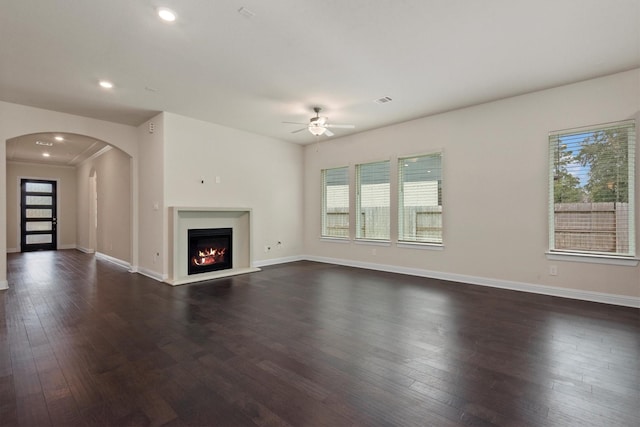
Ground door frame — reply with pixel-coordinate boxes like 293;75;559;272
18;176;59;252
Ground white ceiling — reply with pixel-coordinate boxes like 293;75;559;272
1;0;639;146
6;133;110;166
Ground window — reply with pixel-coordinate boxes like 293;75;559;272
356;161;390;240
549;120;635;257
399;153;442;243
321;167;349;238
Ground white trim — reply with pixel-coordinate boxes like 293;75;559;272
320;237;351;244
304;255;640;308
0;280;7;290
165;267;260;286
549;119;636;136
95;252;131;270
7;160;75;169
6;248;18;253
354;239;392;247
76;246;95;254
546;252;639;266
81;145;113;165
397;242;444;251
58;244;76;250
253;255;305;268
128;265;139;273
137;267;168;282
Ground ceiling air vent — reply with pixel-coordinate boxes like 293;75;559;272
374;96;393;104
238;7;255;18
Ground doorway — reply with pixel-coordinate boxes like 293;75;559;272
20;178;57;252
89;172;97;252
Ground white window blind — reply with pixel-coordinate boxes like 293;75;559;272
549;120;635;256
321;167;349;238
356;161;390;240
398;153;442;243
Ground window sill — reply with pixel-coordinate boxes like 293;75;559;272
545;251;639;266
397;242;443;250
320;237;351;244
354;239;391;247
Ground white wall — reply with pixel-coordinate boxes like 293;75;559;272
6;162;77;252
303;69;640;299
76;148;132;263
163;112;304;271
137;113;166;279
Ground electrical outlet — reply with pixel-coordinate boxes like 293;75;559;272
549;265;558;276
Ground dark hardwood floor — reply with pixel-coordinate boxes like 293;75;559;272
1;250;638;426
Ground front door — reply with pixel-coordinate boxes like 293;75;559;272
21;179;57;252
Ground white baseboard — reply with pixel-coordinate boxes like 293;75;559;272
58;244;76;250
137;267;168;282
76;246;95;254
6;248;18;254
0;280;7;290
95;252;131;270
253;255;305;268
304;255;640;308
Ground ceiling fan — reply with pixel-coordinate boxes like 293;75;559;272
283;107;355;137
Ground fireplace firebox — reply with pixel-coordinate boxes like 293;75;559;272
187;228;232;275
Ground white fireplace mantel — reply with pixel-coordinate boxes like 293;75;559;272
167;207;260;285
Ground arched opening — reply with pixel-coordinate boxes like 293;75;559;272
5;132;133;267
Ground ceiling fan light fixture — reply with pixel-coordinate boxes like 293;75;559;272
308;125;327;136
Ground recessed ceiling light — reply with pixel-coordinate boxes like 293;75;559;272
157;7;177;22
42;152;50;157
99;80;114;89
54;136;64;141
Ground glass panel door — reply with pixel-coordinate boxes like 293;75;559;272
21;179;57;251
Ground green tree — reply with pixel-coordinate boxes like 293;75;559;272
577;129;628;203
553;142;583;203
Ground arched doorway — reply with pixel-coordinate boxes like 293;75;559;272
0;103;141;290
5;132;133;269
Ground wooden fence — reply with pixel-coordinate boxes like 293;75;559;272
327;203;628;252
554;202;629;253
325;206;443;242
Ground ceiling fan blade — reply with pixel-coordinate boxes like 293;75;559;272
325;124;355;129
291;128;307;134
324;128;335;137
282;121;307;125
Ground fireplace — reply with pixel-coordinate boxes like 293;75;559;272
188;228;232;275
